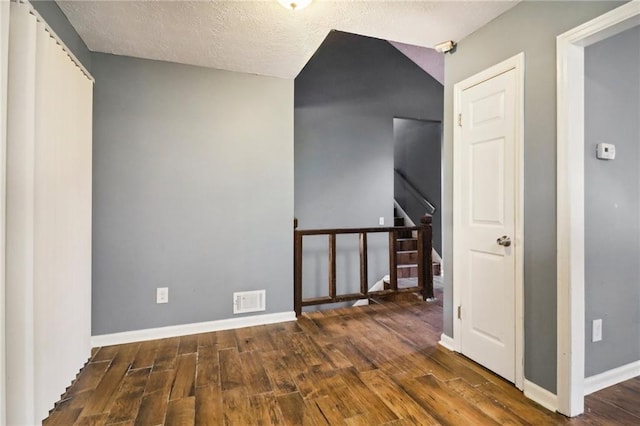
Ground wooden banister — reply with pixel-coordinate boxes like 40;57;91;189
293;215;434;317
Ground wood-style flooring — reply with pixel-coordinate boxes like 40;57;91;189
44;289;640;425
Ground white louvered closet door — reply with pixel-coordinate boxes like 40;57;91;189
6;2;93;424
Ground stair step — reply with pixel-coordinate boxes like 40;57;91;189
433;262;441;276
395;229;413;239
396;238;417;251
397;250;418;264
397;264;418;278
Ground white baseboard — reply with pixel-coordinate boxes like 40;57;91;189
91;311;296;347
438;333;455;351
524;379;558;412
584;360;640;396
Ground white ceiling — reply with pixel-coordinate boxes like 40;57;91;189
57;0;520;79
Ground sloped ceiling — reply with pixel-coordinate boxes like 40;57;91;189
57;0;519;79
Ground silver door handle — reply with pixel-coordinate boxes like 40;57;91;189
497;236;511;247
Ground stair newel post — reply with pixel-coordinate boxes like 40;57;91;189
388;230;398;291
294;218;302;317
420;215;435;300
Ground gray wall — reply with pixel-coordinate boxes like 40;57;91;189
295;31;443;298
584;26;640;377
92;53;293;335
31;0;91;71
394;118;442;253
443;1;623;393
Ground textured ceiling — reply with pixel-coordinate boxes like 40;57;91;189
57;0;519;79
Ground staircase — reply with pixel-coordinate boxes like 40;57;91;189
383;209;441;298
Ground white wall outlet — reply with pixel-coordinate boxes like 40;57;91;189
379;216;385;225
592;319;602;342
157;287;168;304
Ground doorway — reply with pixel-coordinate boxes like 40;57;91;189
556;1;640;417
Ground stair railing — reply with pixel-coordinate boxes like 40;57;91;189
394;168;436;215
293;215;433;317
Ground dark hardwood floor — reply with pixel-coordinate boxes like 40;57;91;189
44;288;640;425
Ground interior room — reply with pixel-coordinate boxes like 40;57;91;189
1;0;639;424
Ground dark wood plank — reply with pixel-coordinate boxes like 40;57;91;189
170;353;196;400
195;345;219;388
131;340;157;370
359;369;439;425
195;385;223;426
77;344;140;417
178;334;199;355
63;361;110;397
219;347;244;391
276;392;304;425
222;387;255;425
165;396;195;426
240;350;273;394
105;367;151;424
152;337;180;371
134;391;168;426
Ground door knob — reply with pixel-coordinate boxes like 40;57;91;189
497;236;511;247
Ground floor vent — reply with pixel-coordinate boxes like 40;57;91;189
233;290;266;314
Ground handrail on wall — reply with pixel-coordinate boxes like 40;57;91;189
394;168;437;215
293;215;434;317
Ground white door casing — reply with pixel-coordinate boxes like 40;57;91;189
453;53;524;390
556;0;640;417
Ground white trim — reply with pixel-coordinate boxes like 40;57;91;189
556;0;640;417
0;1;8;422
16;0;93;82
452;52;525;390
524;379;559;413
91;311;297;347
584;361;640;396
438;333;455;351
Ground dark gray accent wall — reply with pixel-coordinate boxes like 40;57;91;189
295;31;443;297
443;1;623;393
91;53;293;334
31;0;91;71
584;26;640;377
394;118;442;253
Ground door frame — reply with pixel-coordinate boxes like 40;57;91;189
556;1;640;417
452;52;525;390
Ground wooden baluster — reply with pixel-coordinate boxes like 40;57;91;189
329;234;337;301
421;215;434;300
359;232;368;297
389;231;398;291
417;225;425;293
294;218;302;317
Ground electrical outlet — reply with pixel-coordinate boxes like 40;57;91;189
157;287;168;304
592;319;602;342
379;217;385;225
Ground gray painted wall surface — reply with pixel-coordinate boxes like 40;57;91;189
585;26;640;377
394;118;442;254
92;53;293;334
295;31;443;299
443;1;623;392
31;0;91;71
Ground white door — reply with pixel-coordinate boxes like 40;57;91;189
457;68;517;383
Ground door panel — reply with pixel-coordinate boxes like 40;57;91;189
459;69;516;382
